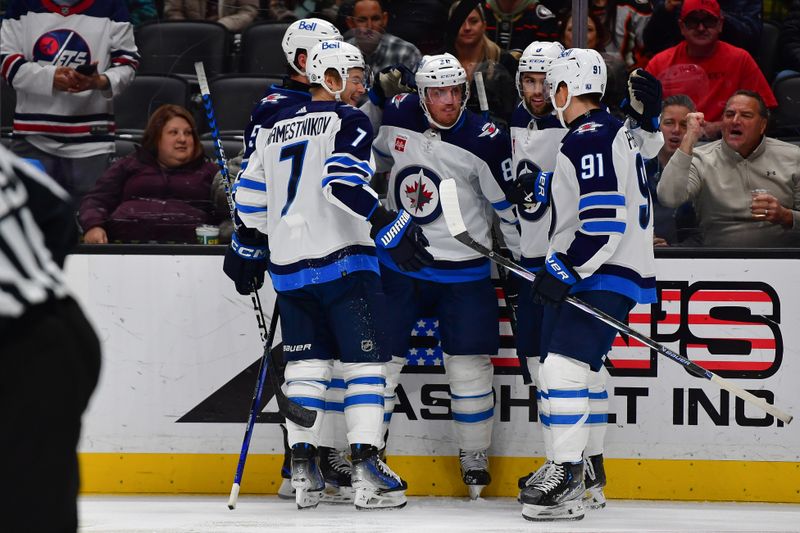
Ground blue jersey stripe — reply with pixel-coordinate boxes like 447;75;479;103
329;378;346;389
325;401;344;412
236;203;267;214
325;155;374;176
321;174;370;187
589;391;609;400
344;393;384;407
346;376;386;387
237;178;266;192
541;388;589;399
492;199;513;211
451;391;493;400
581;220;626;234
578;194;625;210
271;254;380;292
289;397;326;410
377;249;490;283
587;413;608;424
452;407;494;423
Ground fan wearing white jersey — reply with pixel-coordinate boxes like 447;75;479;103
508;42;664;511
237;40;432;511
517;49;657;522
370;53;520;500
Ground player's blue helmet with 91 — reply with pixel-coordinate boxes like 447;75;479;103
546;48;607;127
282;18;342;76
306;40;366;101
414;53;470;130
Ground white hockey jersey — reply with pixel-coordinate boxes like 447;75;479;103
546;108;656;304
510;103;663;273
0;0;139;157
373;93;519;283
237;101;381;292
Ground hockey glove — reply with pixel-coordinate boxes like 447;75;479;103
369;206;434;272
223;229;269;295
531;253;580;307
505;171;537;208
368;64;417;107
621;68;663;133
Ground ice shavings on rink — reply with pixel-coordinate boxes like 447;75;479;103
79;495;800;533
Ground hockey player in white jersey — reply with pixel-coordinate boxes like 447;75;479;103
509;41;664;511
221;18;356;504
517;48;657;522
237;40;432;511
370;53;520;499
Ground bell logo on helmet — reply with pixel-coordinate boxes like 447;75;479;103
298;20;317;31
321;41;340;50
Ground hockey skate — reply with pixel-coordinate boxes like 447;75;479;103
291;443;325;510
459;449;491;500
517;460;555;491
351;444;407;510
319;446;354;504
583;453;607;510
520;461;585;522
277;424;294;500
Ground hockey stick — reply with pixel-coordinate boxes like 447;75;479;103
195;63;317;431
438;179;793;424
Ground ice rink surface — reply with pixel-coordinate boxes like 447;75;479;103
79;495;800;532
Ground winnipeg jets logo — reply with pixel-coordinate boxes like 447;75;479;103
575;122;602;134
394;165;442;225
392;93;410;109
262;93;287;104
33;30;90;67
479;122;500;138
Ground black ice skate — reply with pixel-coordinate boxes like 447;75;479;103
584;453;607;509
319;446;354;504
291;443;324;510
278;424;294;500
520;461;585;521
350;444;408;510
459;449;491;500
517;460;555;491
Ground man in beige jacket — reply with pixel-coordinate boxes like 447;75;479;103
165;0;258;32
657;90;800;247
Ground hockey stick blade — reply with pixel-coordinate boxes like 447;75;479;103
439;179;793;424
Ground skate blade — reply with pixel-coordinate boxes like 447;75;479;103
277;479;295;500
354;488;407;510
320;484;355;505
295;487;323;510
584;487;607;510
522;500;585;522
468;485;486;500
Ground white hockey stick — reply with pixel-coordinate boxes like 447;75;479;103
438;178;793;424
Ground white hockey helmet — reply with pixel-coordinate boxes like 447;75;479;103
282;18;343;76
516;41;565;103
306;40;365;101
545;48;607;127
414;53;470;130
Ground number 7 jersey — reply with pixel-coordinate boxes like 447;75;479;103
237;101;381;292
548;108;656;304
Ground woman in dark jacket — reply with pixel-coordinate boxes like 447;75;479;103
79;105;220;243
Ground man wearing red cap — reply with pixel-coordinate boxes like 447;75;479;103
645;0;776;139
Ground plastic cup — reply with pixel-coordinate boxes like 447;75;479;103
195;225;220;245
751;189;769;218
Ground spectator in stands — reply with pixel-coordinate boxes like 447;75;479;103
0;0;139;207
450;1;518;126
779;0;800;81
127;0;158;27
385;0;450;55
657;90;800;247
268;0;341;23
645;0;776;140
590;0;653;69
646;94;699;246
344;0;422;73
482;0;560;51
79;105;220;244
643;0;763;57
561;11;627;118
164;0;258;32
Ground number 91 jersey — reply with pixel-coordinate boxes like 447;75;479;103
372;93;519;283
548;109;657;304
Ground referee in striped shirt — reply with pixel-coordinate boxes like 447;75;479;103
0;144;100;533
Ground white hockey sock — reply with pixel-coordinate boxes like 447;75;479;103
319;360;348;450
540;353;591;464
284;359;332;447
585;365;609;457
342;362;386;447
529;357;553;461
445;354;494;451
381;356;405;448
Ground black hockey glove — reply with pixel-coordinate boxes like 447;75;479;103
369;206;433;272
368;64;417;107
531;253;580;307
621;68;663;133
223;228;269;295
505;171;538;208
